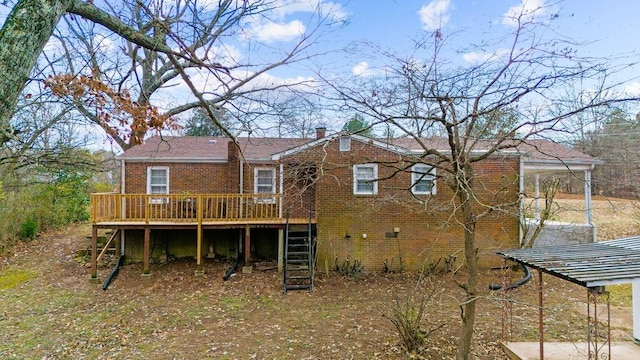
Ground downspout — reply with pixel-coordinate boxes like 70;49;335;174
238;158;243;260
120;159;125;194
239;159;244;194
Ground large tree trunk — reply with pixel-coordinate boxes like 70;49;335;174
456;168;479;360
0;0;73;141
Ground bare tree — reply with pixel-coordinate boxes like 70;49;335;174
0;0;342;150
270;95;324;138
325;5;639;359
578;108;640;198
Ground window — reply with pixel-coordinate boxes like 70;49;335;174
254;167;276;203
339;135;351;152
411;164;436;195
353;164;378;195
147;167;169;203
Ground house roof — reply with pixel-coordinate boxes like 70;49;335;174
498;236;640;288
117;135;600;170
515;139;596;163
388;137;599;165
117;136;310;162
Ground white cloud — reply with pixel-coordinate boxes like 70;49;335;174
271;0;348;23
461;48;510;64
502;0;548;27
624;82;640;97
418;0;451;32
94;34;116;52
243;0;346;43
249;20;306;43
198;44;243;67
352;62;370;77
43;37;62;54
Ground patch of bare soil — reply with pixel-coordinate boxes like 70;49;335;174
1;196;637;359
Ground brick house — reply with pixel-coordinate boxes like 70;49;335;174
89;130;599;285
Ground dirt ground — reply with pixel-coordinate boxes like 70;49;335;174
0;196;638;359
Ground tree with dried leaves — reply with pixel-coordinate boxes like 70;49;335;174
0;0;340;150
327;5;638;359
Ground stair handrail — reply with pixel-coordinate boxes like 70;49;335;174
283;209;290;293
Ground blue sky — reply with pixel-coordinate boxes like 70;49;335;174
0;1;638;96
2;0;639;147
322;0;639;87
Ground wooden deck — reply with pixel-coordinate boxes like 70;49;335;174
90;193;297;224
89;193;315;279
92;218;312;227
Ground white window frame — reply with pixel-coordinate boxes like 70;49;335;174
339;135;351;152
254;167;276;203
411;164;436;195
146;166;169;204
353;164;378;195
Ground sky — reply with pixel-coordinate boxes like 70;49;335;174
310;0;640;90
2;0;640;149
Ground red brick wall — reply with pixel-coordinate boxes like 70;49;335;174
122;137;521;272
311;138;520;272
124;162;230;194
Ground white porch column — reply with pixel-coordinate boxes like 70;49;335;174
584;169;592;225
534;173;540;221
633;280;640;341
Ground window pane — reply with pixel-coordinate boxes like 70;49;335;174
356;167;373;179
412;165;434;194
354;164;376;194
414;181;431;192
255;169;274;193
148;168;168;195
150;169;166;185
340;136;351;151
357;180;373;192
150;185;166;194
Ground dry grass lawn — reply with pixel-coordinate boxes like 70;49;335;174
0;195;638;359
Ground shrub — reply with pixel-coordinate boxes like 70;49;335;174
385;277;446;354
18;216;38;240
335;255;363;279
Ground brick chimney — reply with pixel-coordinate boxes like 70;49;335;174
315;127;326;139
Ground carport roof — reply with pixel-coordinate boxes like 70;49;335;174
497;236;640;288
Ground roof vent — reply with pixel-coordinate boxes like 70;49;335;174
209;139;217;144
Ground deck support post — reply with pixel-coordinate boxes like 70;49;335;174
278;228;284;272
90;226;98;280
196;195;203;275
196;225;202;266
538;269;544;360
143;226;150;275
244;225;251;265
115;228;121;258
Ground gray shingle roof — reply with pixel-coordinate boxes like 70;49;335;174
117;136;311;161
118;135;599;167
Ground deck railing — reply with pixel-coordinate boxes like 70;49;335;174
90;193;282;223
